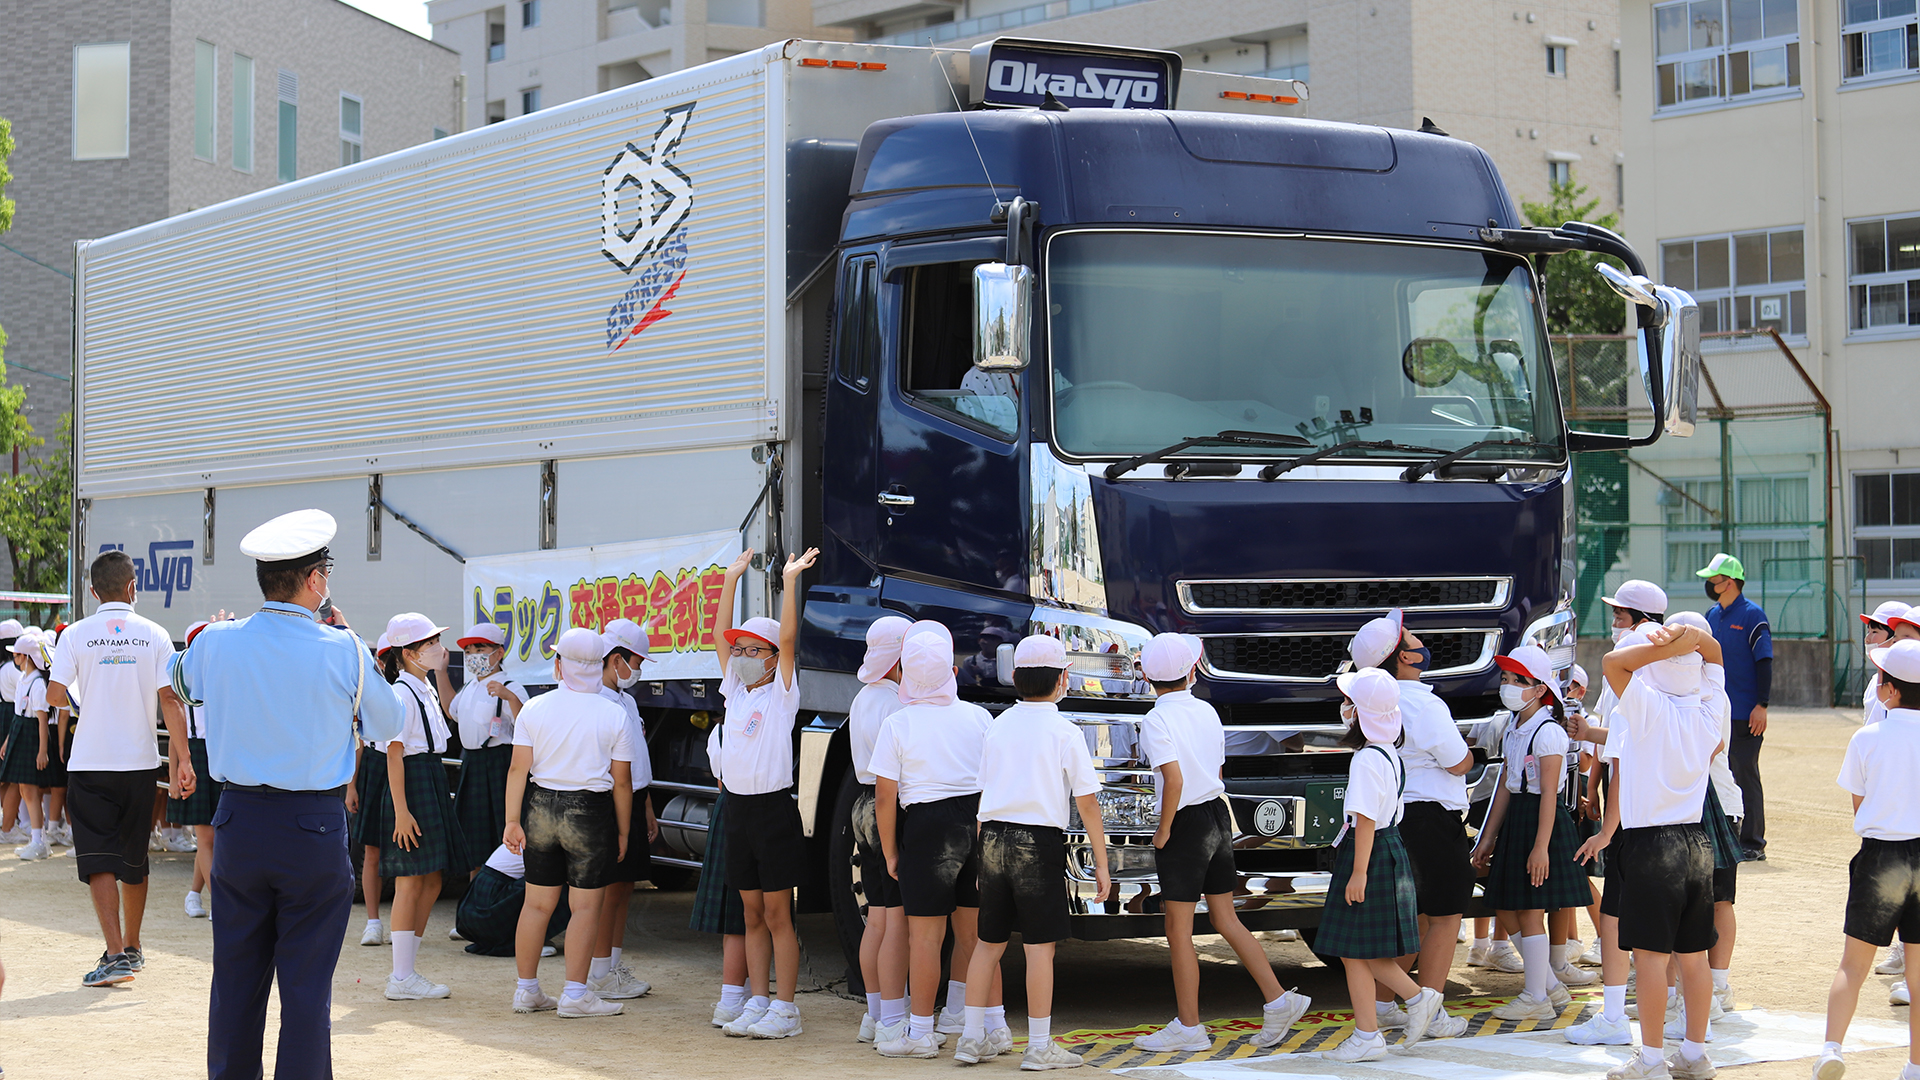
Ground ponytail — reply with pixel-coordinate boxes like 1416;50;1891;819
382;648;402;684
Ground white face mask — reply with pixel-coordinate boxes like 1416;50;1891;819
465;652;497;679
1499;684;1536;711
1610;625;1630;644
728;654;770;686
616;656;642;689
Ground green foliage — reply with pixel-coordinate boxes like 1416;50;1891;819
1521;177;1627;336
0;116;13;237
0;415;72;624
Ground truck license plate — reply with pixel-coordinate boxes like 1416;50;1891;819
1302;781;1348;846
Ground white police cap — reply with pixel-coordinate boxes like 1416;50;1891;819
240;509;338;563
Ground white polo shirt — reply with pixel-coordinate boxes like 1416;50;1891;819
50;602;174;773
1839;707;1920;841
707;667;801;797
1501;709;1571;794
869;699;993;806
484;842;526;878
975;700;1101;830
598;684;653;791
1138;690;1227;814
450;673;528;750
18;670;47;721
0;664;19;710
849;679;903;786
1344;743;1406;828
513;687;632;792
1606;672;1720;829
390;671;454;756
1700;664;1744;818
1396;680;1470;810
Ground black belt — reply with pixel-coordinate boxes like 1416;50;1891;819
225;783;348;798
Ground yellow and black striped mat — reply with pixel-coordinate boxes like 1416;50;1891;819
1059;989;1604;1071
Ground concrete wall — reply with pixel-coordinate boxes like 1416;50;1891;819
1575;636;1833;709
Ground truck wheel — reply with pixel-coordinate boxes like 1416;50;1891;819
826;764;870;996
1296;926;1341;969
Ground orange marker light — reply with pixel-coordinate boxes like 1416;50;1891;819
799;58;829;67
859;62;887;71
1220;91;1248;100
830;59;858;69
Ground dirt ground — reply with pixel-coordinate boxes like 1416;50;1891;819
2;706;1913;1078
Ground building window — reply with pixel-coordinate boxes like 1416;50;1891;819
521;87;541;114
432;126;449;140
486;99;506;124
277;69;298;183
521;0;540;27
232;54;254;172
1844;0;1920;80
1654;0;1800;110
340;94;362;167
1855;471;1920;581
488;17;505;62
1660;227;1806;338
1849;213;1920;332
73;42;131;160
1665;475;1812;585
194;40;217;162
1614;45;1623;90
1616;162;1626;208
1548;44;1569;74
1548;160;1572;186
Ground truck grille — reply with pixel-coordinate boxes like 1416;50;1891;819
1202;629;1497;681
1181;577;1509;613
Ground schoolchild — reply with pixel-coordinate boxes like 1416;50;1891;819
871;622;998;1059
1883;614;1920;1007
0;619;23;844
1862;603;1913;983
504;626;634;1018
689;787;754;1028
587;618;656;1002
6;634;54;861
377;614;471;1001
352;634;393;947
1815;638;1920;1080
1469;644;1593;1021
1570;664;1607;969
706;546;819;1039
455;842;571;957
1348;611;1474;1038
1134;633;1314;1053
165;621;224;916
956;633;1109;1070
1316;667;1445;1062
1576;621;1724;1080
450;622;528;883
1669;610;1745;1024
848;615;911;1044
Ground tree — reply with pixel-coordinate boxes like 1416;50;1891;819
1520;177;1627;336
0;415;72;625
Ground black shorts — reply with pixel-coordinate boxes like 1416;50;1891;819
1601;855;1624;917
898;794;981;917
1154;800;1236;903
977;820;1072;945
68;769;159;885
1399;801;1474;917
1844;837;1920;948
723;787;806;894
522;785;617;890
605;786;653;885
852;785;901;910
1613;824;1717;955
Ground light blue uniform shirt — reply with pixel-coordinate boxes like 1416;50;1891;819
173;602;408;791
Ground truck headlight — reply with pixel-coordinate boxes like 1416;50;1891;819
1068;787;1158;834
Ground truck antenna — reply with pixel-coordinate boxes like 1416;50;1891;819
935;52;1004;213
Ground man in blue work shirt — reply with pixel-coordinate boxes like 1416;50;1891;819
172;509;409;1080
1697;552;1773;861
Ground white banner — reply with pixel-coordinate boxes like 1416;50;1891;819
461;530;740;686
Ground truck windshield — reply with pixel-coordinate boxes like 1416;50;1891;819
1046;231;1564;462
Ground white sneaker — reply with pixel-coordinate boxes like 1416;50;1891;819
385;973;451;1000
747;1005;802;1039
0;826;25;844
1021;1038;1086;1070
1607;1052;1673;1080
989;1026;1014;1056
1562;939;1586;965
184;893;207;918
1581;942;1606;965
1549;982;1573;1009
1251;991;1311;1048
1626;996;1678;1022
1491;991;1558;1021
1714;983;1736;1013
722;1000;768;1036
937;1006;967;1034
1427;1013;1469;1039
540;944;556;958
954;1035;995;1064
587;967;650;1000
1260;928;1301;942
513;986;558;1013
712;999;746;1027
360;922;385;947
858;1013;877;1043
1566;1012;1633;1045
1876;948;1905;976
1374;1004;1410;1029
447;926;463;941
1324;1031;1388;1062
1667;1047;1718;1080
1402;988;1444;1045
1556;962;1599;986
876;1032;940;1058
149;829;168;853
1890;981;1909;1006
164;832;198;853
1813;1046;1846;1080
48;822;72;846
1665;1008;1717;1042
15;837;49;861
1487;942;1527;973
557;990;624;1018
1132;1021;1210;1052
1468;943;1494;967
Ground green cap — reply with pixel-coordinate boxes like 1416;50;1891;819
1695;552;1746;580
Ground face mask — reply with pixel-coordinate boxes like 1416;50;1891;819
1611;625;1630;644
616;657;642;689
1401;644;1432;672
465;653;496;679
1704;580;1722;600
728;654;771;686
1499;684;1535;711
1339;701;1357;726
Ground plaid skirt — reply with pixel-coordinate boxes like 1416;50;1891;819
455;743;513;865
1702;784;1742;870
1484;793;1595;912
455;864;572;956
350;747;390;848
1317;825;1422;959
0;709;45;785
167;738;224;826
689;789;746;936
377;752;470;878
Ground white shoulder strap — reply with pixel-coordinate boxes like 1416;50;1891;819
350;632;367;716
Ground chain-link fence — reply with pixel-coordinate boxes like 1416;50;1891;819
1556;329;1860;704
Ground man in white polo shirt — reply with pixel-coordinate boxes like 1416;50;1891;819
49;550;189;988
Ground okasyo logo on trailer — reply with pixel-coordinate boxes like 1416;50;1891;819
601;102;696;353
96;540;194;608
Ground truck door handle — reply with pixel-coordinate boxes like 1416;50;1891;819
878;488;915;508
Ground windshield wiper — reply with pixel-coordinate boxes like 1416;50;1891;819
1400;439;1562;482
1104;430;1314;481
1260;440;1445;480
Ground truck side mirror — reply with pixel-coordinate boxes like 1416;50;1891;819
973;262;1032;372
1569;264;1701;450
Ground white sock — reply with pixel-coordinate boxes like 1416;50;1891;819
1519;934;1552;999
187;890;201;904
1030;1015;1051;1041
563;980;587;1000
367;917;382;929
609;946;623;969
769;999;798;1017
1376;1000;1397;1016
947;979;967;1013
1824;1042;1842;1056
1355;1028;1385;1044
1900;1063;1919;1080
866;991;881;1019
1474;937;1491;950
986;1005;1006;1030
1711;968;1730;991
30;828;43;844
390;931;419;981
719;983;747;1009
910;1013;934;1039
1267;992;1290;1010
589;955;612;980
882;997;908;1026
1682;1039;1706;1061
517;977;540;993
964;1005;987;1041
1603;983;1627;1022
1639;1045;1663;1066
747;994;769;1013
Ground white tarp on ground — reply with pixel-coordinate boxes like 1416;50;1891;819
1118;1010;1910;1080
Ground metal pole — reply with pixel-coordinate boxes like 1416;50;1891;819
1719;416;1734;556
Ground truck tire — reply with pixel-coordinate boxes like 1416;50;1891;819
826;764;870;996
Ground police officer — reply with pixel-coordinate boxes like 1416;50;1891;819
172;509;409;1080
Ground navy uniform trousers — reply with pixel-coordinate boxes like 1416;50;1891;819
209;787;354;1080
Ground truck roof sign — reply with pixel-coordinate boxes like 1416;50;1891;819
968;37;1182;111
